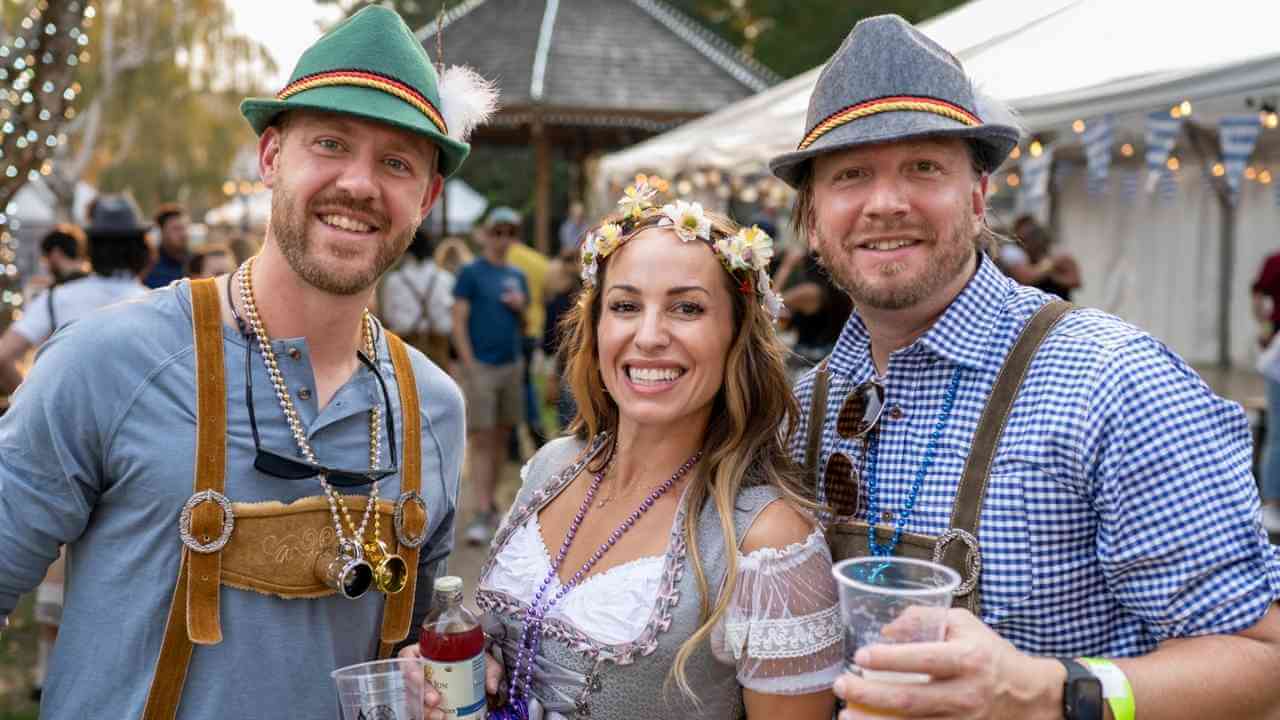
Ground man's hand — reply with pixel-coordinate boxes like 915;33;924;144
833;609;1062;719
398;642;506;720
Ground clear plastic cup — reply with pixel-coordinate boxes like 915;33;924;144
831;557;960;685
331;657;429;720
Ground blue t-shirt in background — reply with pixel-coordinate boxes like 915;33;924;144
453;257;528;365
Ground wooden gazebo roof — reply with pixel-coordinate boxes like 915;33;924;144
422;0;780;143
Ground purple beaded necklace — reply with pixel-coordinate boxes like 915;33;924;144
492;449;703;720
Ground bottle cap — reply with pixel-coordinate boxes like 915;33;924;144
434;575;463;593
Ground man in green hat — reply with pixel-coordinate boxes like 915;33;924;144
0;7;496;719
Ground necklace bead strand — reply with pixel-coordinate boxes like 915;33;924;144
495;449;702;720
236;260;383;554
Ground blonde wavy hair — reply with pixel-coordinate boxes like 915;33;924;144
558;209;819;704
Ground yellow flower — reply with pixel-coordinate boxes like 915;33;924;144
595;223;623;257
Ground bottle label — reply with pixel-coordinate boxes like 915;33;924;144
424;654;486;720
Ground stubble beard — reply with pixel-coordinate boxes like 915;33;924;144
814;220;976;311
269;182;414;296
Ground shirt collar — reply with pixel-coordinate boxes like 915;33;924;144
827;252;1015;378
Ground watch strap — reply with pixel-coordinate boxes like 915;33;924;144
1057;658;1104;720
1080;657;1135;720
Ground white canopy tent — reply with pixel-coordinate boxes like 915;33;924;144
596;0;1280;368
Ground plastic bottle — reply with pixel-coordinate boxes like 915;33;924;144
419;575;486;719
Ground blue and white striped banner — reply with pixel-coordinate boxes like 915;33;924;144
1145;111;1182;191
1083;115;1114;188
1119;169;1141;205
1019;144;1054;214
1273;177;1280;209
1155;168;1179;205
1219;115;1262;202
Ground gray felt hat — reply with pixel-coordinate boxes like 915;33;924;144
769;14;1021;188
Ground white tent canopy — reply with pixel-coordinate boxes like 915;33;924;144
596;0;1280;369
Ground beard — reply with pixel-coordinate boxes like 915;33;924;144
269;182;414;296
815;218;976;311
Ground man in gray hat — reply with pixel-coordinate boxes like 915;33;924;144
774;14;1280;720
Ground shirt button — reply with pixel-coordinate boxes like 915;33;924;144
889;405;904;420
297;387;312;401
288;347;302;360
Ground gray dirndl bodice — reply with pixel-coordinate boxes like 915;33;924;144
477;435;780;719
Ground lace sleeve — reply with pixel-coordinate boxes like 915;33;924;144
711;527;843;695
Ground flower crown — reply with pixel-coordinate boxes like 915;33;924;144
580;175;785;319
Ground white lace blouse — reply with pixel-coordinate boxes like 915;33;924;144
482;511;844;695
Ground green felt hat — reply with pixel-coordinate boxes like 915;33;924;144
240;6;470;177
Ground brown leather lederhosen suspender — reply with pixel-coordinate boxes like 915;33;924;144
807;300;1073;616
142;278;428;719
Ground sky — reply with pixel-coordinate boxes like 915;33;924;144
225;0;344;89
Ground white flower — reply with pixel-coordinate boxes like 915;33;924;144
738;225;774;271
617;179;657;218
714;234;751;271
758;273;784;320
659;200;711;243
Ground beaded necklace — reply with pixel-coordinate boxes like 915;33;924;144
864;366;963;557
492;448;703;720
232;260;384;557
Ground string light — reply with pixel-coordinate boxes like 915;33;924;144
1029;140;1044;157
1072;119;1086;134
1006;173;1021;188
0;1;94;321
1120;143;1135;158
1166;156;1180;172
1212;163;1225;177
1261;170;1273;185
1246;166;1258;180
1009;146;1022;160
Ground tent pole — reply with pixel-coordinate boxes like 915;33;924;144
1219;199;1236;368
1185;123;1234;368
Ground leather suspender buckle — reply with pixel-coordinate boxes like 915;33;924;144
932;528;982;596
394;490;429;548
179;490;235;554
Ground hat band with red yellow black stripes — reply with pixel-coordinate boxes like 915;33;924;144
277;69;447;136
797;96;980;151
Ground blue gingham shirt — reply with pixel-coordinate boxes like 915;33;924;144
792;254;1280;657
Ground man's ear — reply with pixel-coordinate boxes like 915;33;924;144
420;171;444;218
259;127;283;189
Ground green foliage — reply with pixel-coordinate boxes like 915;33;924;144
70;0;276;217
666;0;967;78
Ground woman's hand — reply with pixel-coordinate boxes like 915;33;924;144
398;643;507;719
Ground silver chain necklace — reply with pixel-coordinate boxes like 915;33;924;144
235;259;382;551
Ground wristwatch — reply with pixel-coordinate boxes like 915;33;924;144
1057;658;1104;720
1059;658;1103;719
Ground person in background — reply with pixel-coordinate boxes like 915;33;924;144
434;235;473;275
557;200;588;255
773;14;1280;719
770;217;853;375
502;207;551;449
0;195;151;395
541;242;582;433
1252;249;1280;532
454;208;530;545
26;223;89;294
143;202;190;288
381;223;455;370
186;243;237;279
997;214;1081;301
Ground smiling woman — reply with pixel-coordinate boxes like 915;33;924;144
476;179;842;720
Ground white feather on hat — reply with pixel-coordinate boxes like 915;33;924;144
438;65;499;143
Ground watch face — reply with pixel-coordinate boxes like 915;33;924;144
1069;676;1104;720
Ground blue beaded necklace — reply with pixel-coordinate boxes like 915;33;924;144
863;367;963;557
